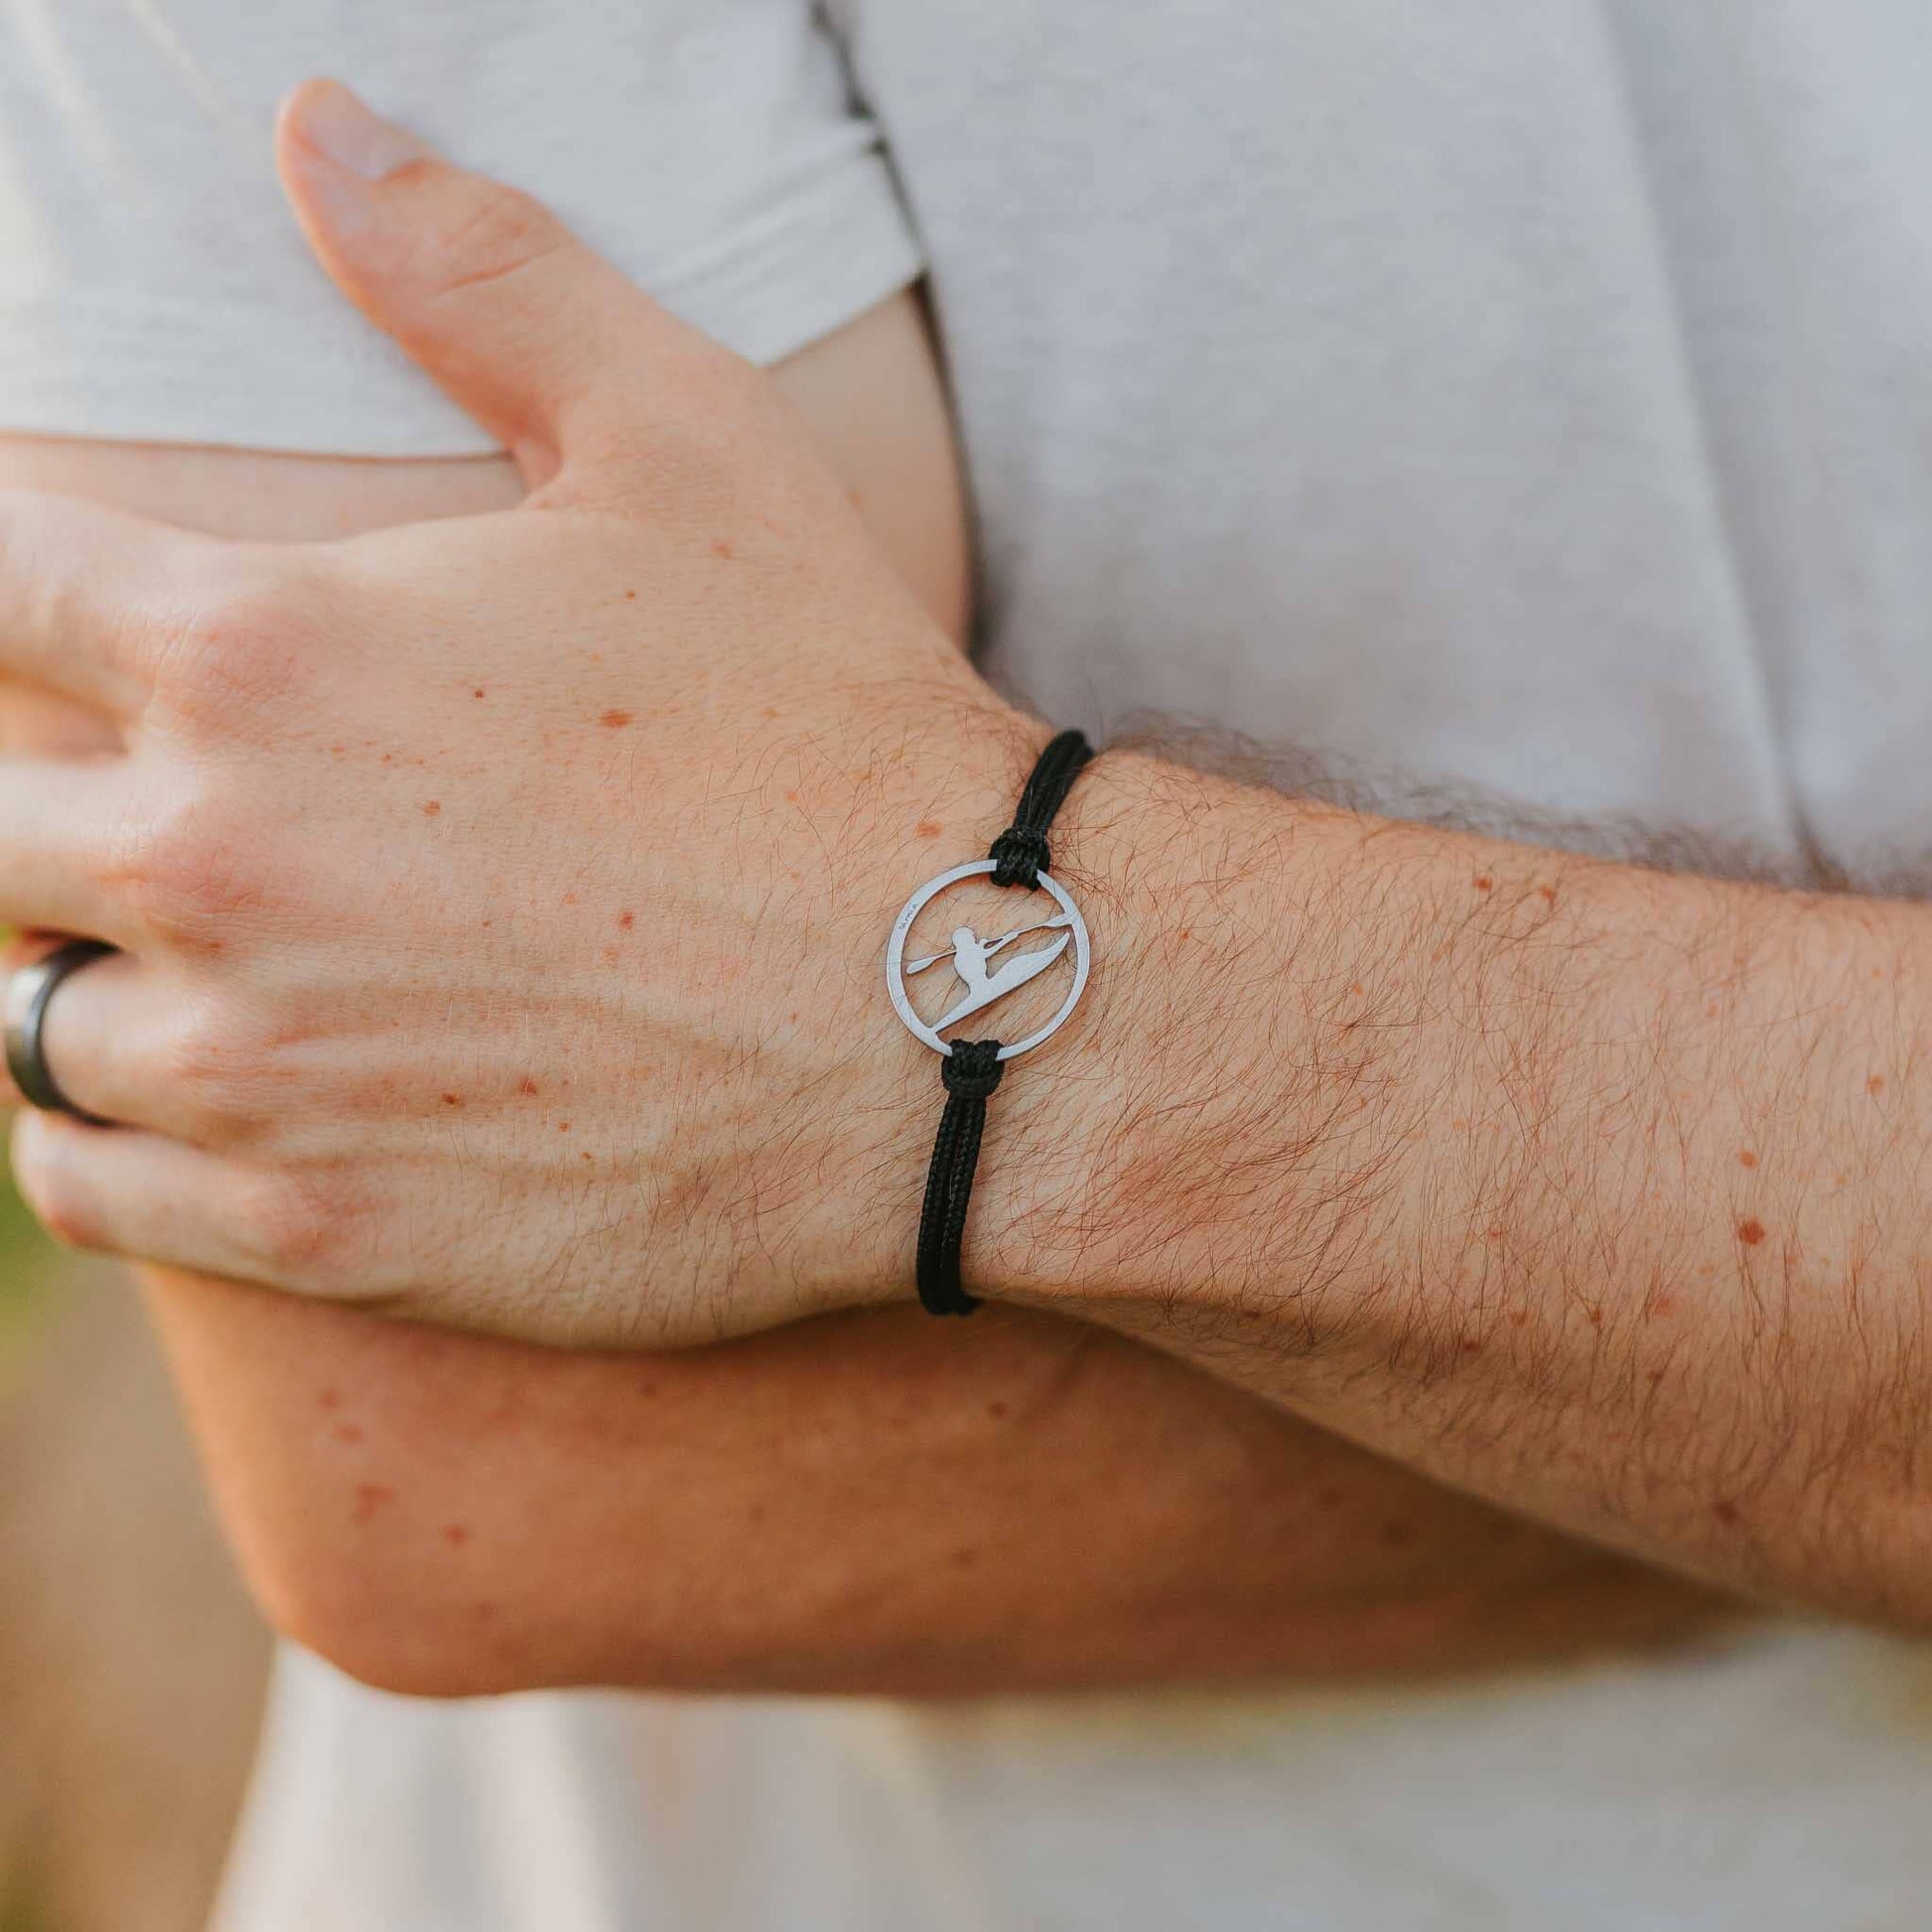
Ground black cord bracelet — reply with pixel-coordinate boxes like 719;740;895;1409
886;729;1095;1315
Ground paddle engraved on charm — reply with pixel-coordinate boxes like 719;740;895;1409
887;861;1090;1061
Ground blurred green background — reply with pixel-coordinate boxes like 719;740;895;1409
0;1160;54;1345
0;1146;270;1932
1;1156;55;1932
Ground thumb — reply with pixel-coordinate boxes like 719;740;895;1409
276;79;728;486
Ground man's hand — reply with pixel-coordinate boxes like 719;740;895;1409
1;81;1031;1346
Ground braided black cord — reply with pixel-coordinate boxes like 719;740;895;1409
989;729;1094;887
915;1040;1005;1314
914;729;1094;1314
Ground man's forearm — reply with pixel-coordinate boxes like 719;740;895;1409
152;1277;1727;1698
989;749;1932;1621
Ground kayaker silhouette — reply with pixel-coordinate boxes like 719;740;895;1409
906;914;1073;1035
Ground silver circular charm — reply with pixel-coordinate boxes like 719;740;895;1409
886;860;1090;1061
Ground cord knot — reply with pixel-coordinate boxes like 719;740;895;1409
941;1038;1006;1100
989;825;1051;889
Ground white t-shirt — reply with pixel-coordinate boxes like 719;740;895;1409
0;0;918;454
7;2;1932;1925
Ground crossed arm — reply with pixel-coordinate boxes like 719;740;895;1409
996;755;1932;1621
1;297;1714;1697
5;87;1927;1687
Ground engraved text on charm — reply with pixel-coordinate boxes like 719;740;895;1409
887;861;1090;1060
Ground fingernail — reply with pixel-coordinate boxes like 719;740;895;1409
291;80;427;181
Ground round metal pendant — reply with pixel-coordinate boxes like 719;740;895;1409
887;861;1090;1060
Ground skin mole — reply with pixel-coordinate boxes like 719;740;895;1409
1737;1218;1766;1247
353;1483;397;1524
600;708;634;729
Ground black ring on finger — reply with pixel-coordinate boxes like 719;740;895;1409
4;939;118;1125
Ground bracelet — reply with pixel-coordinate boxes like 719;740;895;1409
886;729;1095;1314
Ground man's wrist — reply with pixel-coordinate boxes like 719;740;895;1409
828;716;1425;1337
788;684;1052;1313
951;744;1362;1328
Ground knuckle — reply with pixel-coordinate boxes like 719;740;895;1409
110;786;269;942
152;562;326;730
235;1171;351;1286
158;1006;279;1131
416;183;569;298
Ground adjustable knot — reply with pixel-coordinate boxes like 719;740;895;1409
941;1038;1006;1100
989;825;1051;889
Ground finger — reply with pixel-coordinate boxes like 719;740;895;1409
0;758;143;943
0;489;200;710
10;1110;313;1293
0;682;123;758
275;80;740;489
18;948;211;1139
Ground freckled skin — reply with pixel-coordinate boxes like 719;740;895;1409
1737;1218;1766;1247
1738;1150;1757;1169
150;1283;1731;1698
599;708;633;729
2;265;1737;1696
